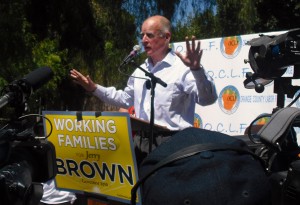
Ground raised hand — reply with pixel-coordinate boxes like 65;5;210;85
69;69;97;92
175;36;203;70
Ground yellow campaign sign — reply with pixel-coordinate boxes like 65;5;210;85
43;111;140;204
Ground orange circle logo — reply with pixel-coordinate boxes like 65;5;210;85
218;86;240;114
220;36;242;59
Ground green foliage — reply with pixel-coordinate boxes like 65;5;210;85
0;0;36;84
31;38;66;107
156;0;181;20
32;38;68;89
173;9;220;42
21;0;137;111
216;0;257;36
32;39;68;85
254;0;300;32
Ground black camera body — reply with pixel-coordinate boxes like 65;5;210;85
245;28;300;205
0;67;56;205
0;126;57;205
270;160;300;205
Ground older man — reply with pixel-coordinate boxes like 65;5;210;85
70;15;217;164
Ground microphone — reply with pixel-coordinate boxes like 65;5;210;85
120;45;141;66
22;66;53;91
0;67;53;109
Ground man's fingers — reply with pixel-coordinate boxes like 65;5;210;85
191;36;196;51
199;49;203;60
185;36;190;53
196;41;201;53
186;36;200;52
175;51;184;60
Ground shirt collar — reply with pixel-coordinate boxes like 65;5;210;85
145;49;175;72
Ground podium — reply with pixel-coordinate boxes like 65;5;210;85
129;115;171;132
86;114;171;205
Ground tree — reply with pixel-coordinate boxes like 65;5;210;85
25;0;138;111
0;0;36;85
254;0;300;32
0;0;137;114
172;5;220;42
216;0;258;36
1;0;299;115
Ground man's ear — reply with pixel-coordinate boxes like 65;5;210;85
165;32;171;40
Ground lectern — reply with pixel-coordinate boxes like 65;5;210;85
129;115;170;132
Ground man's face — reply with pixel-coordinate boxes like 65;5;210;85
141;19;170;60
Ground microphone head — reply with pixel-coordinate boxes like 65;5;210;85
22;67;54;91
133;45;141;52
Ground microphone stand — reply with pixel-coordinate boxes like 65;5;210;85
130;61;167;153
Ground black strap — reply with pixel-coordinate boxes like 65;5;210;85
257;107;300;150
76;111;83;121
130;143;262;205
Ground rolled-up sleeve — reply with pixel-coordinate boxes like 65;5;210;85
191;67;217;106
92;76;135;108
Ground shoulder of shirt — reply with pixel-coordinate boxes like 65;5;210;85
133;49;189;75
167;50;191;71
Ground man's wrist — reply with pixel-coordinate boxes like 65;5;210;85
87;84;97;93
190;64;203;70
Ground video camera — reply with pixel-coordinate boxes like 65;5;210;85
0;67;57;205
244;28;300;205
244;28;300;102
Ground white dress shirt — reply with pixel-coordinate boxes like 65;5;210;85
93;50;217;130
41;179;76;204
